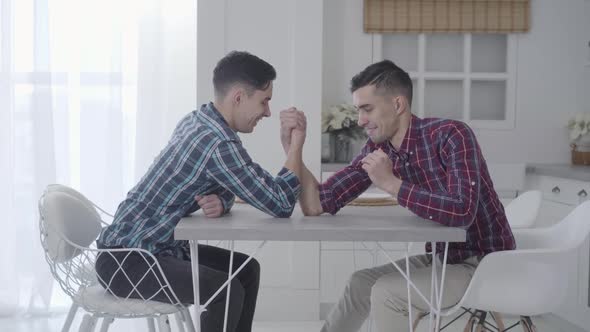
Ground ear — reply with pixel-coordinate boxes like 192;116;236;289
394;96;408;115
230;86;244;106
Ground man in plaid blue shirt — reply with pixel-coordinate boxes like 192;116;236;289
95;51;307;332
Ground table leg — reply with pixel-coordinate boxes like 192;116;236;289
405;243;414;332
189;240;202;332
429;242;437;332
434;242;450;332
223;241;235;332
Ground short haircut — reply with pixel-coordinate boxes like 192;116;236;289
213;51;277;98
350;60;413;106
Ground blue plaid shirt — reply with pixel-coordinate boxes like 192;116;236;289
97;102;301;257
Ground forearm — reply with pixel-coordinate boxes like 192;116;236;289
382;176;403;197
208;140;301;218
298;164;323;216
284;144;303;184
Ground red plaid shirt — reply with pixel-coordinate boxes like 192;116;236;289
319;115;515;263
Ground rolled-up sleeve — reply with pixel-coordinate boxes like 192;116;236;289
319;145;372;215
216;188;235;215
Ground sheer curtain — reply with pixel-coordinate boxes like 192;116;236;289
0;0;196;315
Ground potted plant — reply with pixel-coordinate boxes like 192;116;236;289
567;112;590;165
321;103;367;163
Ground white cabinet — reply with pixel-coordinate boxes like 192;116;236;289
525;174;590;329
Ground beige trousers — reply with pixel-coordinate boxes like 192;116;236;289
321;254;479;332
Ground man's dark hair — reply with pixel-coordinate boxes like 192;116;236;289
350;60;413;106
213;51;276;98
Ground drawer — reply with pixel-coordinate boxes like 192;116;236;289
532;175;589;205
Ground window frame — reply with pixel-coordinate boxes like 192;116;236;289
372;33;518;130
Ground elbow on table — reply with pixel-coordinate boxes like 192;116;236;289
270;205;296;218
302;205;323;216
450;210;477;228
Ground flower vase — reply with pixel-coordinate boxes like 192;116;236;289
330;134;352;163
321;133;332;162
575;135;590;151
571;135;590;165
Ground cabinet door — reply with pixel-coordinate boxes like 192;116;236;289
530;175;590;207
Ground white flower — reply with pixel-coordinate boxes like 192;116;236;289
567;112;590;142
322;103;359;133
571;127;583;141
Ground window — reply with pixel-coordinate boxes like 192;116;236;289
373;33;517;129
4;0;139;190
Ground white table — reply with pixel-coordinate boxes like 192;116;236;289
175;204;466;332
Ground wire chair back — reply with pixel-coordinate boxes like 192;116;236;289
39;184;188;317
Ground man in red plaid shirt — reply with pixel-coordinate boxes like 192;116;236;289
280;60;515;332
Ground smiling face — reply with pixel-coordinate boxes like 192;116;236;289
353;84;403;144
212;51;277;134
232;82;273;133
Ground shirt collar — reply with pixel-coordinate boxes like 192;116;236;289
375;114;421;159
197;102;241;143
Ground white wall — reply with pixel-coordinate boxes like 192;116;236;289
323;0;590;164
475;0;590;163
197;0;322;179
134;0;197;179
322;0;372;110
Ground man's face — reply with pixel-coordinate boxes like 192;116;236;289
234;82;273;133
353;85;401;144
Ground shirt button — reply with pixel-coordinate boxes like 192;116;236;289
429;216;433;219
471;181;476;186
409;151;413;155
405;162;410;166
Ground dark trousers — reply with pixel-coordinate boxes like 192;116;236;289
95;244;260;332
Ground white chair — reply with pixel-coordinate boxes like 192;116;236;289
441;190;544;331
39;184;195;332
504;190;543;229
436;200;590;332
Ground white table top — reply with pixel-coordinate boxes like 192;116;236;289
174;204;465;243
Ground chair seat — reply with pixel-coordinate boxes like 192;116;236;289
73;284;185;316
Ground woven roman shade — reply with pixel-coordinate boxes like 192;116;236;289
364;0;530;33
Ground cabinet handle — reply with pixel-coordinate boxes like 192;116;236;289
578;189;588;198
552;186;561;194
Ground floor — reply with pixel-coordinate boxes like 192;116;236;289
0;312;586;332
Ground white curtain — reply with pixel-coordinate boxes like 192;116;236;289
0;0;196;315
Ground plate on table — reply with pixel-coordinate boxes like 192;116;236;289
348;192;398;206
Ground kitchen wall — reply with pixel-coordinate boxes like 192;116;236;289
322;0;590;164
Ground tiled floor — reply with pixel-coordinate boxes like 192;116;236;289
0;313;586;332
